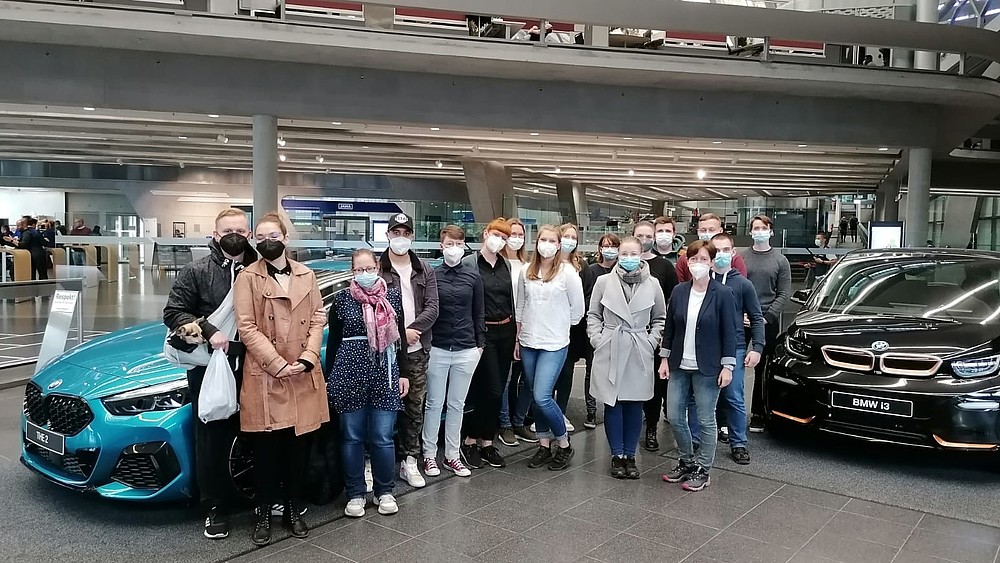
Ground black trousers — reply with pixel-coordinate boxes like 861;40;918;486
31;255;48;280
186;360;243;511
251;428;309;506
463;322;516;441
643;353;669;428
555;347;592;415
750;321;781;416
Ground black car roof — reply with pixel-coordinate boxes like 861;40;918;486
839;248;1000;264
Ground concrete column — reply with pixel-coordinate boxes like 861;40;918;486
915;0;939;71
462;160;516;222
584;25;609;47
556;180;590;228
905;148;932;246
891;5;915;69
252;115;279;224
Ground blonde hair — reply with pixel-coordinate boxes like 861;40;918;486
559;223;582;272
255;212;287;235
525;225;562;283
503;218;527;262
214;208;248;229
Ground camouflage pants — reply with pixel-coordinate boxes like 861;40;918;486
396;348;429;459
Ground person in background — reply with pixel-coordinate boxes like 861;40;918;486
838;217;849;245
498;218;532;447
17;218;48;280
653;216;680;264
582;233;620;429
162;208;256;541
234;213;329;545
849;215;859;243
460;219;514;469
91;225;102;236
807;231;837;289
675;213;748;281
517;225;585;471
422;225;485;477
587;236;666;479
54;220;67;236
40;220;57;249
327;248;409;520
379;213;438;489
554;222;592;433
69;218;91;236
743;215;792;433
659;240;737;492
632;220;678;451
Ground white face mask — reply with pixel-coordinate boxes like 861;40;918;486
537;241;559;259
689;263;711;280
655;233;673;247
814;238;823;247
485;234;507;254
442;246;464;266
389;236;412;256
506;236;525;251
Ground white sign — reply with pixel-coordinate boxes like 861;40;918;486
50;290;79;314
36;289;81;374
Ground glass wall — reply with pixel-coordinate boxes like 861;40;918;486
977;196;998;250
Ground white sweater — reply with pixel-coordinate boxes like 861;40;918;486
515;263;585;351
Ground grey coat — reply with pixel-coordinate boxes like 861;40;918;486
586;267;667;406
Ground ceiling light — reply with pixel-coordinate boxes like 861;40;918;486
430;127;440;131
627;169;635;176
530;132;540;136
208;114;220;118
279;154;286;162
277;136;286;147
116;158;123;166
331;121;342;125
362;145;370;149
316;155;324;163
178;136;188;140
623;137;633;140
798;144;808;147
554;166;561;173
712;141;723;144
697;169;707;180
83;107;96;111
533;188;540;193
878;147;889;151
216;134;229;144
179;162;186;168
435;160;443;168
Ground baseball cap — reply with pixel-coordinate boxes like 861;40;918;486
388;213;414;232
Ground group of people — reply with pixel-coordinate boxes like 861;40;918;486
162;207;791;546
1;215;59;280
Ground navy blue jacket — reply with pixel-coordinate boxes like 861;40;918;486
710;269;765;354
431;261;486;350
660;279;738;376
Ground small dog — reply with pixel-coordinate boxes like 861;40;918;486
174;319;206;345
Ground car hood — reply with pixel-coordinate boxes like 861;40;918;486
793;311;1000;359
33;322;185;400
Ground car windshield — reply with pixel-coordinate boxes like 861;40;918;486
811;256;1000;324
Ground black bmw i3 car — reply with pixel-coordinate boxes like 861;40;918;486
765;248;1000;453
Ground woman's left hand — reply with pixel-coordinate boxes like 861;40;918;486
399;377;410;398
718;367;733;388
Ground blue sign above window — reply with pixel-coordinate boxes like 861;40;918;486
281;198;403;215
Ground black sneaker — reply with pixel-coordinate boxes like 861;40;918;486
527;445;553;468
624;456;640;480
513;425;539;443
251;504;271;546
749;414;766;433
460;444;482;469
682;467;711;492
610;456;626;479
498;428;519;447
584;412;597;429
480;445;506;468
731;447;751;465
204;507;229;540
661;459;697;483
547;444;575;471
644;425;659;451
718;426;730;444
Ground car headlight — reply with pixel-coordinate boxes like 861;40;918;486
784;331;814;360
102;380;191;416
951;355;1000;378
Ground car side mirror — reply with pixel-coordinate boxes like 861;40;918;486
791;288;812;305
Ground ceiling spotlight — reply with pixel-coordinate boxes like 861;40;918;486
179;162;186;168
878;147;889;151
530;132;540;136
116;158;123;166
798;144;808;148
362;145;370;149
208;114;220;118
696;169;707;180
627;169;635;176
316;155;324;163
533;188;540;193
430;127;440;131
178;136;188;140
331;121;342;125
435;160;443;168
216;134;229;144
277;136;286;147
279;154;287;162
83;107;96;111
712;141;723;144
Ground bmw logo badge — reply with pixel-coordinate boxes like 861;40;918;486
47;379;63;391
871;341;889;352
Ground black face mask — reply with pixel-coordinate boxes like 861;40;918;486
257;239;286;261
218;233;248;257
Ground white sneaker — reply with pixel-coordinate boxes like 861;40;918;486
345;497;366;518
423;457;441;477
377;494;399;515
564;416;575;433
364;460;374;493
399;456;426;488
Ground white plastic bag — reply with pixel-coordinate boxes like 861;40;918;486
164;288;238;369
198;349;239;423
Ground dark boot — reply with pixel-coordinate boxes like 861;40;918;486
252;504;271;546
282;499;309;538
644;425;659;451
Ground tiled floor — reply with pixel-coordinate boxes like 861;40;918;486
228;429;1000;563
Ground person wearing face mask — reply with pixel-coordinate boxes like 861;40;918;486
163;208;257;541
498;218;532;446
517;225;585;470
632;221;678;451
582;233;621;428
742;215;791;434
422;225;485;477
234;213;330;544
658;240;737;492
553;223;591;433
587;236;666;479
460;218;515;469
326;248;409;520
674;213;748;282
378;213;439;488
653;216;681;264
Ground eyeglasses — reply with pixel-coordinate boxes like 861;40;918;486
352;266;378;275
255;232;283;241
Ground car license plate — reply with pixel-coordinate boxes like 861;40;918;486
831;391;913;418
25;420;65;455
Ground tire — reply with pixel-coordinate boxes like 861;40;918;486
228;434;254;503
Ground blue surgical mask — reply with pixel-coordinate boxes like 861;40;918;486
561;238;577;253
619;257;641;272
714;251;733;269
698;232;713;241
601;248;619;261
354;271;379;289
752;230;772;243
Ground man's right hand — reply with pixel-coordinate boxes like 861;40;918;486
209;332;229;354
405;328;422;346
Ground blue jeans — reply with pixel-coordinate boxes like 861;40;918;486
689;348;748;448
666;369;722;470
604;400;644;457
520;346;569;441
341;407;397;499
